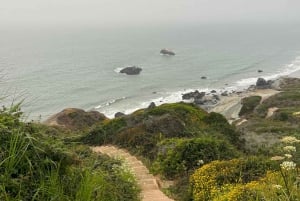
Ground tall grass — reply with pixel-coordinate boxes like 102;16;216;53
4;130;30;179
75;169;98;201
0;105;141;201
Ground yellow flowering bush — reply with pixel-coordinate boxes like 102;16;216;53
215;181;262;201
210;170;299;201
190;159;242;201
214;136;300;201
190;157;277;201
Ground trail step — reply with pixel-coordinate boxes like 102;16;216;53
91;145;174;201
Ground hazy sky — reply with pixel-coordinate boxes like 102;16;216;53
1;0;300;27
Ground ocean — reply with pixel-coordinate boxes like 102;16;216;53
0;23;300;120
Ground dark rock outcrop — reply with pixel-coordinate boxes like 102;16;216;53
148;102;156;109
120;66;142;75
115;112;125;118
256;78;268;87
160;49;175;56
201;76;207;79
44;108;107;130
221;91;228;96
258;70;263;73
182;90;220;109
256;78;274;89
182;90;205;100
213;94;220;101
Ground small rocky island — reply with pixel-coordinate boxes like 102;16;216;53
120;66;142;75
160;49;175;56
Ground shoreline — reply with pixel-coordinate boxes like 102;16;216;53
209;73;300;123
44;75;298;124
209;88;280;123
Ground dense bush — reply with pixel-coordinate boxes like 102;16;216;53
0;105;140;201
82;118;127;145
203;112;242;147
152;137;239;179
82;103;242;160
190;157;277;201
239;96;262;116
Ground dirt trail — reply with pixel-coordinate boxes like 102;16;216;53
91;145;174;201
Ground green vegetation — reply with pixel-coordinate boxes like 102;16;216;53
190;157;277;201
152;137;239;179
239;96;262;116
190;136;300;201
82;103;242;155
0;105;140;201
237;78;300;153
3;77;300;200
80;102;243;200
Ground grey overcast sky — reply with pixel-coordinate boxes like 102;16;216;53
1;0;300;27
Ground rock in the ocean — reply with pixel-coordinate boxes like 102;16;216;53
44;108;107;130
160;49;175;56
211;90;217;93
120;66;142;75
221;91;228;96
182;90;205;100
201;76;207;79
258;70;263;73
115;112;125;118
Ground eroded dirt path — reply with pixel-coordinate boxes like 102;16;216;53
91;145;174;201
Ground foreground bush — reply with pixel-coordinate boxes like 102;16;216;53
216;170;300;201
190;157;276;201
0;105;140;201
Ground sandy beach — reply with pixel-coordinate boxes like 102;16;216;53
210;73;300;123
210;88;280;123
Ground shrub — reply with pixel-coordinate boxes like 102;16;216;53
239;96;262;116
82;103;241;160
0;105;140;201
203;112;242;147
190;157;276;201
153;137;239;179
82;118;127;145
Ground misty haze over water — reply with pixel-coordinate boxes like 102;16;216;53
0;0;300;119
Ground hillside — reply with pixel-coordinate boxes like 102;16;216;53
0;105;140;201
1;78;300;200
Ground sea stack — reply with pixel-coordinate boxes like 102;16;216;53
119;66;142;75
160;49;175;56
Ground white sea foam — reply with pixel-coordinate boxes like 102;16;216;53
96;88;235;118
95;97;127;109
99;56;300;119
114;67;123;73
236;56;300;87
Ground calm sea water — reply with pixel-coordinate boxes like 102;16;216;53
0;23;300;120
